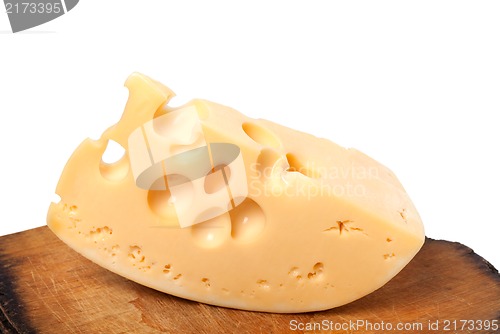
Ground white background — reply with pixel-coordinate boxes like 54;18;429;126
0;1;499;270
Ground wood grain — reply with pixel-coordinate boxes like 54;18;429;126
0;227;499;334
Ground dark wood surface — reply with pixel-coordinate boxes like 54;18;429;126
1;227;499;333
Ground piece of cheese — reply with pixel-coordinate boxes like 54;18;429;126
47;73;425;313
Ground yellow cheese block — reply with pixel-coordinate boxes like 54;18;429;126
47;73;425;313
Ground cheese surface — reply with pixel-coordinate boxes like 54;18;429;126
47;73;425;313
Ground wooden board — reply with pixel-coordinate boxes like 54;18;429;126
0;227;499;334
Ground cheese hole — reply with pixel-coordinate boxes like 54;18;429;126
230;198;266;242
308;262;324;280
256;149;289;182
148;187;176;220
100;140;129;182
89;226;112;242
285;153;320;178
257;279;270;290
313;262;324;272
204;164;231;194
242;122;281;148
201;278;211;288
191;213;231;248
128;245;145;265
111;245;120;257
163;264;172;274
51;194;61;204
148;175;193;223
288;267;300;279
383;253;396;260
101;140;125;164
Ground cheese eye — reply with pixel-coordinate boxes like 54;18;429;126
99;140;129;182
242;122;281;149
229;198;266;243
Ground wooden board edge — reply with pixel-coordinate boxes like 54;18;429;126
0;254;36;334
426;236;500;281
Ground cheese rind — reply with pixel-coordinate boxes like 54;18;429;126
47;73;424;313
